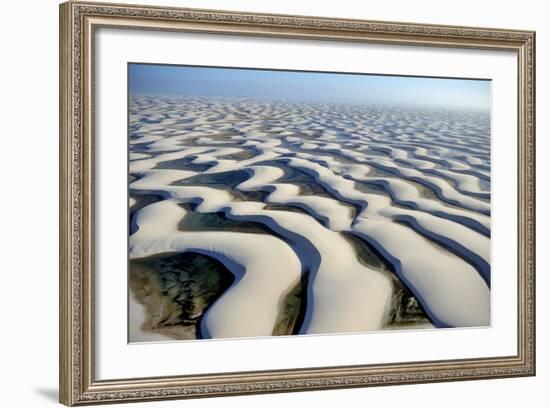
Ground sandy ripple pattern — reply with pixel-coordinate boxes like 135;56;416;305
128;94;491;341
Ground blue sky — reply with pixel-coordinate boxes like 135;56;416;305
129;63;491;111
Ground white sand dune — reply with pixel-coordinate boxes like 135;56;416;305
128;94;492;341
368;158;491;214
353;217;490;327
131;178;394;335
130;199;302;338
237;165;355;231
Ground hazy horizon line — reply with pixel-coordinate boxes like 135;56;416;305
130;91;491;113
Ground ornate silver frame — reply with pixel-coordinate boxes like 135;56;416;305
59;1;536;405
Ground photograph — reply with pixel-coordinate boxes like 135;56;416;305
127;63;492;342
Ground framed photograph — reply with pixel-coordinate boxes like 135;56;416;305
59;1;536;405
